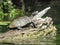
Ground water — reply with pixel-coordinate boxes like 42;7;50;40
56;25;60;45
0;25;8;33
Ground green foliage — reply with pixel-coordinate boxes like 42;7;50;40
9;9;23;21
0;0;23;21
0;11;4;21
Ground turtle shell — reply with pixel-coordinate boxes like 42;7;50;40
9;16;31;28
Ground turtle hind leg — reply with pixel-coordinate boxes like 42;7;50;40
17;26;22;30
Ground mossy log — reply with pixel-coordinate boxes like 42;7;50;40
0;26;57;44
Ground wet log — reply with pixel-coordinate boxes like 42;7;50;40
0;25;57;44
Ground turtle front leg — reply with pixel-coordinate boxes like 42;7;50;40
31;22;37;28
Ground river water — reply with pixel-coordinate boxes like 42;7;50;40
56;25;60;45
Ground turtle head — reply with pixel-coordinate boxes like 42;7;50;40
8;23;15;28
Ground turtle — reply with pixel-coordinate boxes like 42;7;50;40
8;16;36;30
